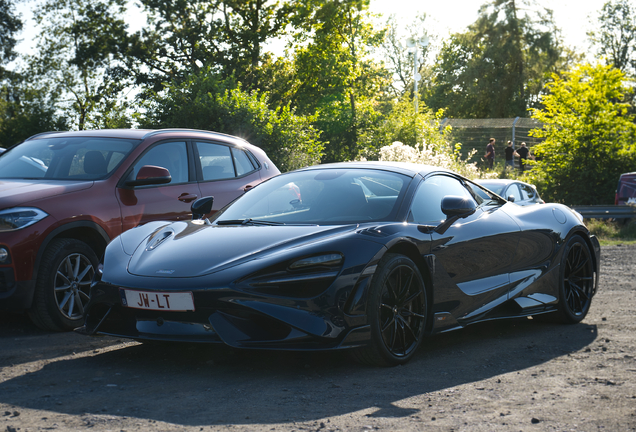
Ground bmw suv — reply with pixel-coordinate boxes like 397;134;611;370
0;129;280;331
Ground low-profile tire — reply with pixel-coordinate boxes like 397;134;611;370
557;235;594;324
351;253;428;367
28;238;98;331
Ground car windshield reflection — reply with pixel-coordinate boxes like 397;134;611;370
213;168;410;225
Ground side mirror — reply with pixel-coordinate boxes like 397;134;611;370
191;196;214;220
125;165;171;187
441;196;477;218
507;195;516;202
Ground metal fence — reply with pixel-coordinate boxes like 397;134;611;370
440;117;544;163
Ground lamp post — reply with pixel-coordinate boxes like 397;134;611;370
406;36;429;113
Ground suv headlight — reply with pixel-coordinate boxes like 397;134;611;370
0;207;49;232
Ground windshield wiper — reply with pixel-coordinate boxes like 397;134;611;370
216;218;285;226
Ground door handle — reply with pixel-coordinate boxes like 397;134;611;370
178;193;198;203
243;184;254;192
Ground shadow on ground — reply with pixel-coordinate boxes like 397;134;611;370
0;316;597;426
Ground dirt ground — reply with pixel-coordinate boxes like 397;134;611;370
1;244;635;432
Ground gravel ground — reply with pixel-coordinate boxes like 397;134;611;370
1;244;635;432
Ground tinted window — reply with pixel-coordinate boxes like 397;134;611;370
0;137;137;180
232;148;255;177
131;142;188;184
214;168;409;224
520;184;535;200
409;175;476;225
506;184;522;201
197;142;235;180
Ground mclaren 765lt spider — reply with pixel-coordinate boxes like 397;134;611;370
81;162;600;366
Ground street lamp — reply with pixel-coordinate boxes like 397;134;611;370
406;36;429;113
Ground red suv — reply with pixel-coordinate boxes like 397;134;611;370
0;129;280;331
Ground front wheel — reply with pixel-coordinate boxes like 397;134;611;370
557;236;594;323
28;238;98;331
351;253;428;367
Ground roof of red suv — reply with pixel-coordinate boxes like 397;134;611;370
26;128;252;144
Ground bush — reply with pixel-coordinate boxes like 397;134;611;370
137;70;324;172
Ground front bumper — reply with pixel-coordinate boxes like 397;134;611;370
82;278;373;351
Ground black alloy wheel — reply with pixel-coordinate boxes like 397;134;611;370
558;236;594;323
352;253;428;366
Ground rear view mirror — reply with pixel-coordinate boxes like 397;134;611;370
507;195;516;202
126;165;171;187
441;196;477;218
191;196;214;220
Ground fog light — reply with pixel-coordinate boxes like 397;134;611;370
0;247;8;263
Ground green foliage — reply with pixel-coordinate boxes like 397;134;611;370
0;0;22;78
287;0;389;163
128;0;300;95
425;0;568;118
527;63;636;205
27;0;131;130
586;218;636;245
0;79;68;148
588;0;636;76
137;70;324;173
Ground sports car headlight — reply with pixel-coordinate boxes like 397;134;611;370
0;207;49;232
289;253;343;269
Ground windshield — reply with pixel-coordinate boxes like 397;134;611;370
213;168;411;225
478;182;505;195
0;137;139;180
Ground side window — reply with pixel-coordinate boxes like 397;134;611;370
132;142;189;184
409;175;475;225
197;142;235;181
506;184;522;201
520;184;534;200
232;148;255;177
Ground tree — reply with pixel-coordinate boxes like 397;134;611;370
126;0;300;96
527;63;636;205
287;0;389;162
426;0;568;118
376;13;433;99
588;0;636;76
137;69;324;172
27;0;131;130
0;80;68;148
0;0;22;79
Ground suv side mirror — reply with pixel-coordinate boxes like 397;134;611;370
191;196;214;220
125;165;171;187
507;195;516;202
441;196;477;218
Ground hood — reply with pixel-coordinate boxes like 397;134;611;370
126;222;357;277
0;180;94;208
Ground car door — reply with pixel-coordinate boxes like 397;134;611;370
117;141;201;231
194;141;263;214
408;174;521;324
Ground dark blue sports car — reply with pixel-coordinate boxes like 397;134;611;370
82;162;600;366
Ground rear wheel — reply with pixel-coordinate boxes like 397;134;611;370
28;239;98;331
557;236;594;323
351;253;427;366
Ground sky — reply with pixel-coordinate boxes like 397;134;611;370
14;0;609;59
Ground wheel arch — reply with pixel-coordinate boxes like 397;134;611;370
32;221;111;281
384;240;435;332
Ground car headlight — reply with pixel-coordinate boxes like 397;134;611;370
0;207;49;232
289;253;343;269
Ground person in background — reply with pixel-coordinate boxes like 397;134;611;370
484;138;495;170
517;142;529;171
504;141;518;169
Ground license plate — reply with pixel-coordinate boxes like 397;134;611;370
119;289;195;312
